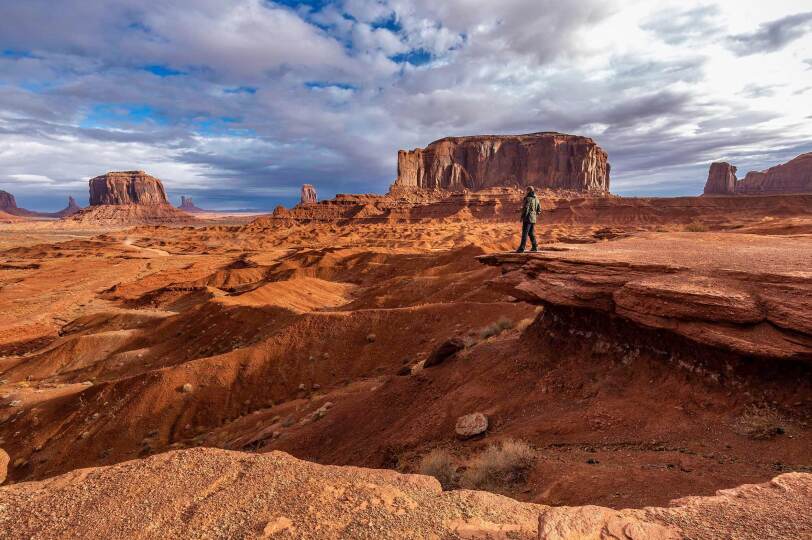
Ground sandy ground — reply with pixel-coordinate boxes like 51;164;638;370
0;196;810;537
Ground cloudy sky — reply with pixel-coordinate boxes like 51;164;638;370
1;0;811;210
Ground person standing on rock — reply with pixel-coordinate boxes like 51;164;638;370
516;186;541;252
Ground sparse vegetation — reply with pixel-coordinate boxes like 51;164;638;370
418;449;458;490
461;335;477;348
733;404;786;440
684;221;709;232
479;317;515;339
460;439;537;491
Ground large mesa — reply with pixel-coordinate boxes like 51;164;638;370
89;171;169;206
392;132;610;193
703;153;812;195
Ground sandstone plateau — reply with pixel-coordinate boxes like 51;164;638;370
703;153;812;195
393;132;610;193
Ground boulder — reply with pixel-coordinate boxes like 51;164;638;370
393;132;610;193
300;184;317;205
455;412;488;438
424;338;466;368
88;171;169;206
703;162;737;195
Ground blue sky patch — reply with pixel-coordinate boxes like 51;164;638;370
390;49;432;66
142;64;185;77
305;81;357;91
80;104;168;128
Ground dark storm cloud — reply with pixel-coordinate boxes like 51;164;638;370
641;5;722;45
728;11;812;56
0;1;810;209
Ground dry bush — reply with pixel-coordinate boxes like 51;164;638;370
460;439;537;491
418;449;458;490
733;404;786;440
684;221;709;232
462;335;478;348
479;317;515;339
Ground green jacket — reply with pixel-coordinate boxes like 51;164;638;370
521;194;541;223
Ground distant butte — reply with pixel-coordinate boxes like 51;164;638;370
300;184;317;205
178;196;207;213
66;170;196;225
703;152;812;195
392;132;610;193
0;189;81;218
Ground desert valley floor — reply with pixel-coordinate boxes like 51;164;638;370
0;191;810;539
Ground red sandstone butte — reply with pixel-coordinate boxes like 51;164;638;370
300;184;317;205
393;132;610;193
89;171;169;206
703;162;737;195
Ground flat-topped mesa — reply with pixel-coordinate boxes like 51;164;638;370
737;152;812;194
89;171;169;206
702;153;812;195
392;132;610;193
300;184;317;205
704;162;737;195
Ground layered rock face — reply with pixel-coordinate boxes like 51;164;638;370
737;153;812;194
479;233;812;361
300;184;317;205
703;153;812;195
393;132;610;193
89;171;169;206
178;196;205;213
703;162;737;194
53;196;82;217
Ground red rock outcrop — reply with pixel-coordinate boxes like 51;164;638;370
479;233;812;361
0;448;809;539
737;153;812;194
703;162;737;195
89;171;169;206
0;190;17;212
178;196;206;213
703;153;812;195
300;184;317;205
52;196;82;217
393;132;610;193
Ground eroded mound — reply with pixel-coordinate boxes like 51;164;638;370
0;448;809;539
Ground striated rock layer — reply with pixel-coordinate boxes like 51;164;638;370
737;153;812;194
0;448;809;539
393;132;610;193
703;153;812;195
479;233;812;362
89;171;169;206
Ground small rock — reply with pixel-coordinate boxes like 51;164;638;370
298;383;306;391
81;381;93;386
312;384;321;390
455;412;488;439
586;458;600;465
8;400;22;408
181;383;193;393
80;431;91;440
366;333;376;343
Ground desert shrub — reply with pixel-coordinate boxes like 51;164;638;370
462;335;478;348
684;222;708;232
460;439;537;491
418;449;458;490
479;317;515;339
733;404;786;440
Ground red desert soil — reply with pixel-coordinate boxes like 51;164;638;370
0;191;810;537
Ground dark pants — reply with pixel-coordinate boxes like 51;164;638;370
518;221;537;252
